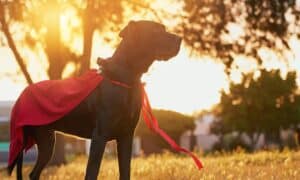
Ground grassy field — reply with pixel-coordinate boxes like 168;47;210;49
1;150;300;180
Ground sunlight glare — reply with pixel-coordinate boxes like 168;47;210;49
143;49;227;115
0;78;26;101
60;8;83;54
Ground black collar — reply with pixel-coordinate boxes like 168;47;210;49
98;61;141;87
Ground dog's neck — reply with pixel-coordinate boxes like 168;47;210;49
100;59;137;85
101;40;155;85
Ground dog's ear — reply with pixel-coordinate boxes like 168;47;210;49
119;21;137;38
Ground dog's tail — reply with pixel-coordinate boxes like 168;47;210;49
7;150;23;180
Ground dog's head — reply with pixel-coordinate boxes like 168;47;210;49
99;21;182;81
120;20;182;62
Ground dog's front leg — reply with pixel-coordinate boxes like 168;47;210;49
85;129;106;180
117;134;134;180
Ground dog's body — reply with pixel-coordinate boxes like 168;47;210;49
8;20;181;180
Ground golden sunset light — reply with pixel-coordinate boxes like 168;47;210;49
0;1;230;114
1;1;300;179
143;50;227;114
1;16;300;114
0;44;227;114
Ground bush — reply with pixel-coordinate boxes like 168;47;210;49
135;109;195;153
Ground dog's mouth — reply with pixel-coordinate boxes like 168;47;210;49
157;53;177;61
158;36;181;61
157;45;181;61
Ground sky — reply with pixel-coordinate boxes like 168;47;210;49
142;51;227;114
1;1;300;115
0;1;228;115
0;43;228;115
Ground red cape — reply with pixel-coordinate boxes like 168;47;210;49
8;70;103;165
8;69;203;169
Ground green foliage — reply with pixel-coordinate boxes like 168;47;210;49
135;109;195;150
212;133;252;151
178;0;300;68
212;69;300;141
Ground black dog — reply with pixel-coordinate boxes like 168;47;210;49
9;20;181;180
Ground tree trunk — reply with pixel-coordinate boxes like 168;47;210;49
296;127;300;147
249;133;260;151
78;0;95;75
0;2;33;84
45;1;65;80
266;131;281;149
44;1;66;165
190;134;196;151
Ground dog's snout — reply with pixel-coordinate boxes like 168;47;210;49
172;35;182;45
176;36;182;42
176;36;182;45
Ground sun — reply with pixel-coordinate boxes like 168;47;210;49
142;48;227;115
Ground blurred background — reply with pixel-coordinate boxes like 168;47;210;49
0;0;300;168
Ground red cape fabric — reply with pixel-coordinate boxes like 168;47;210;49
8;69;203;169
8;70;103;165
141;88;203;169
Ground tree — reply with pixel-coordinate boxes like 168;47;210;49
0;2;32;84
1;0;150;77
135;109;195;153
177;0;300;69
0;0;150;165
212;69;300;147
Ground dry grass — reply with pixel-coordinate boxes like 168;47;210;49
1;149;300;180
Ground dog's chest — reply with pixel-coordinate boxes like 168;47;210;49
120;89;141;118
100;84;143;135
117;88;142;129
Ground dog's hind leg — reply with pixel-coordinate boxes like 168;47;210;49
16;151;23;180
29;128;55;180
